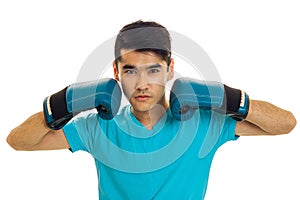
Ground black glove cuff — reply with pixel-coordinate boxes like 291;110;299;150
49;87;69;120
223;85;242;114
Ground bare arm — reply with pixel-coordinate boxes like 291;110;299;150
235;100;297;136
7;111;70;151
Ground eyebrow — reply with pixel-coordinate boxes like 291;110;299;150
121;63;162;70
121;65;136;70
147;63;162;69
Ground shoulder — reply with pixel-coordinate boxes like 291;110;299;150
72;105;130;123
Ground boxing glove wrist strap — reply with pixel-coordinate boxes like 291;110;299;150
223;85;249;121
43;87;73;130
48;87;69;119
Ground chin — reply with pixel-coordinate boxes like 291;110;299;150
130;102;153;112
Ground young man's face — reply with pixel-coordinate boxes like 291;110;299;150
113;49;174;113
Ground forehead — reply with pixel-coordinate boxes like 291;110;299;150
118;49;166;67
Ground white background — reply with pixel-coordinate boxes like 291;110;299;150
1;0;300;199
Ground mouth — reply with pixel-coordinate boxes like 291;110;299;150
134;95;151;101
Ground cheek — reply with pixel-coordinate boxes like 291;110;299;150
153;76;168;87
156;85;166;95
120;79;135;99
147;73;169;86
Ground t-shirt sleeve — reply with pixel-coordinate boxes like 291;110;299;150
197;110;238;158
62;116;90;153
217;114;239;145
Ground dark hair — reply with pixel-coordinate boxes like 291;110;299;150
114;20;172;67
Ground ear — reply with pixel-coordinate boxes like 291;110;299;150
113;61;119;81
167;58;174;81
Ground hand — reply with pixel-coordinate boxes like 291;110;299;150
43;78;122;130
169;77;249;121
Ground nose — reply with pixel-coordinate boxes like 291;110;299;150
135;71;149;91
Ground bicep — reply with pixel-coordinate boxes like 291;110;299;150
31;129;70;150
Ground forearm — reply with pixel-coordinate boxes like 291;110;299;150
245;100;296;135
7;111;51;150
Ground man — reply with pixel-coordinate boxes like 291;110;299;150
7;20;297;199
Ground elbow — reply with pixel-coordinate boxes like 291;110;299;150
6;130;28;151
286;111;297;133
6;131;21;151
6;133;19;151
279;111;297;135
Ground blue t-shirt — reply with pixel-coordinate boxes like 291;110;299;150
63;105;237;200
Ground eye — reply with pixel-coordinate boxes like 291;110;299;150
149;68;160;73
124;69;137;74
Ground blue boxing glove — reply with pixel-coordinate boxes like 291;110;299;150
43;78;122;130
169;77;249;121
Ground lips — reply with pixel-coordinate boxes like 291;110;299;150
134;94;151;101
